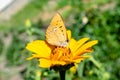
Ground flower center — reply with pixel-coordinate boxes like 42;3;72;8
53;47;70;55
50;47;74;71
51;47;71;61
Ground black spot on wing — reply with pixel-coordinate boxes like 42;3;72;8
59;26;62;28
66;39;69;42
61;30;63;32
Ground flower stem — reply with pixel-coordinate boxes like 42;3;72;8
59;70;66;80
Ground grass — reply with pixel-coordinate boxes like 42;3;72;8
0;0;48;31
0;0;120;80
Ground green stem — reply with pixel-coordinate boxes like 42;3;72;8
59;70;66;80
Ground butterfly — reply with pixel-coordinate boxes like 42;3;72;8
46;13;68;47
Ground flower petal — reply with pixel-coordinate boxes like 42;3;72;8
26;54;38;60
69;38;77;52
72;38;90;52
72;56;90;63
74;48;93;56
52;61;66;65
74;40;98;57
67;30;71;40
26;40;51;58
26;56;34;60
39;59;51;68
70;64;78;74
73;58;84;63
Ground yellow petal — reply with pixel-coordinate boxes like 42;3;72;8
26;56;34;60
73;56;90;60
39;59;51;68
70;64;78;74
72;38;90;52
52;61;66;65
73;55;91;63
73;58;84;63
69;38;77;52
26;54;37;60
74;40;98;57
27;54;45;60
26;40;51;59
85;48;93;52
67;30;71;40
74;48;93;56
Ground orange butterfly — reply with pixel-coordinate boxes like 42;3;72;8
46;13;68;47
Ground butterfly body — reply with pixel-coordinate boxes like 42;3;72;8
46;13;68;47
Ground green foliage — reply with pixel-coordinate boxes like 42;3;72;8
0;0;120;80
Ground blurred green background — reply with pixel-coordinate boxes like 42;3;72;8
0;0;120;80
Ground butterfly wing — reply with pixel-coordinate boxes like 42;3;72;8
46;13;68;47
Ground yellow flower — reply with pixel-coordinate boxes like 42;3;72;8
70;63;78;74
26;30;98;70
